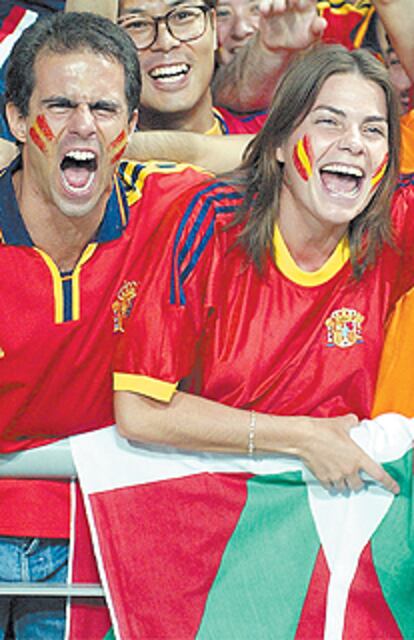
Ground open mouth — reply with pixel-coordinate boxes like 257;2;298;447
319;163;365;198
60;150;98;193
149;63;190;83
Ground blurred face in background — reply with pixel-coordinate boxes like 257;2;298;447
216;0;260;65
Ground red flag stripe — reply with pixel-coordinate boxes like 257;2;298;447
0;6;26;44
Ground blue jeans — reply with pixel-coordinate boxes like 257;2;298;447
0;536;68;640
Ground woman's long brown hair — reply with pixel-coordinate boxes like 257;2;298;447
225;44;401;278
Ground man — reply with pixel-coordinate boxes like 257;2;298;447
0;11;207;638
117;0;267;134
216;0;260;65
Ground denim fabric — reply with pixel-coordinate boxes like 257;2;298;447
0;536;68;640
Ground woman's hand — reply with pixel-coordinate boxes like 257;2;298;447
296;414;400;494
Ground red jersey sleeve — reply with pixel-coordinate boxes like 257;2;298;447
113;180;241;402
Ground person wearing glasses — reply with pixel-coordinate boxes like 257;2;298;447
117;0;267;134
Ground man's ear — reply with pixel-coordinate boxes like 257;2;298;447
6;102;27;143
128;109;138;136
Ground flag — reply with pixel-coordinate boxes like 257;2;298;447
71;415;414;640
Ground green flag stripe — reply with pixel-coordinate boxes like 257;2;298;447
371;450;414;638
196;472;320;640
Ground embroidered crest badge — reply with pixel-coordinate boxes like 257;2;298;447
112;280;138;333
325;308;364;349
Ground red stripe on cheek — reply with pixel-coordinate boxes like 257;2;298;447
36;114;54;141
373;153;389;179
29;127;46;153
109;130;127;151
111;144;127;165
303;134;313;168
293;144;308;181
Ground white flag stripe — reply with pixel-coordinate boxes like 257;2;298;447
70;414;414;495
0;10;38;68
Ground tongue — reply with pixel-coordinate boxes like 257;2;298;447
63;167;92;189
321;171;358;195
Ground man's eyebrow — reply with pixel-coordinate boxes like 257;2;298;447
119;0;194;14
41;97;76;108
312;105;388;124
41;98;121;111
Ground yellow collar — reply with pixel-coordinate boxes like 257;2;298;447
273;225;350;287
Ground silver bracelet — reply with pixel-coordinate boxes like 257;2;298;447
247;410;256;456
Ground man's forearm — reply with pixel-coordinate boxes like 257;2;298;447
126;131;252;174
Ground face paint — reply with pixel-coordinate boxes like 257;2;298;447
370;153;389;191
29;114;55;154
293;134;313;181
108;130;128;165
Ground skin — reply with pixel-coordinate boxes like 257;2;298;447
216;0;260;65
115;71;398;496
6;50;137;271
119;0;218;132
276;72;389;271
212;0;326;112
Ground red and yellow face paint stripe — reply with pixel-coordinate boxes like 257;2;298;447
29;114;55;154
108;130;128;165
293;134;313;181
370;153;389;191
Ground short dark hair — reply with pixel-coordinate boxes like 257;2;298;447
229;44;400;278
5;11;141;121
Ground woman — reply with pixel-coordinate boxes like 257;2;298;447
113;45;414;494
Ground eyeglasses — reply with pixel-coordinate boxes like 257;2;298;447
118;5;211;50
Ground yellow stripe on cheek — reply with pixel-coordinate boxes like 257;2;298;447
297;138;313;179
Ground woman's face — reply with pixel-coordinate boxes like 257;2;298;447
276;72;389;234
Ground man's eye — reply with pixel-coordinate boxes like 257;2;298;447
47;104;72;114
217;8;233;20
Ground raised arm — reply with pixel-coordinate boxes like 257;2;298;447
213;0;327;113
373;0;414;82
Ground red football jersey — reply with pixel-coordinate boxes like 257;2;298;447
214;106;267;135
114;177;414;423
318;0;375;50
0;158;208;537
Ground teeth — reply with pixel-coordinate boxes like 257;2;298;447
150;64;189;79
321;163;364;178
65;150;96;161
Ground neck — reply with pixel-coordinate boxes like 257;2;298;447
139;95;215;133
13;168;109;272
278;190;347;272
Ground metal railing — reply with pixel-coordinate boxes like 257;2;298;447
0;439;104;597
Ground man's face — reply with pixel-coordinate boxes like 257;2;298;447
385;49;412;115
119;0;216;122
8;50;135;218
217;0;260;65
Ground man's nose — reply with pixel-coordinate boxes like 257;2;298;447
68;103;97;138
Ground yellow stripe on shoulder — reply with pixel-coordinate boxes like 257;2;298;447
114;372;178;403
119;160;210;207
317;0;370;17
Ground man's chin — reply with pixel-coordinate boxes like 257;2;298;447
52;190;103;219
